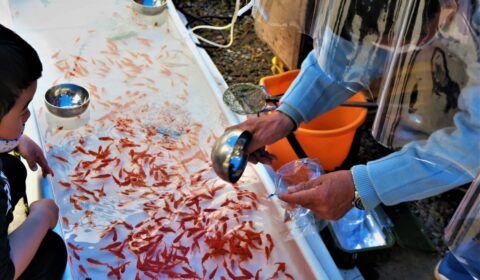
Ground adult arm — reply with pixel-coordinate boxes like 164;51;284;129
279;62;479;219
277;50;356;127
232;50;356;162
352;62;480;210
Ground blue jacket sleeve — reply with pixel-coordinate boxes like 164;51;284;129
277;50;355;126
351;62;480;210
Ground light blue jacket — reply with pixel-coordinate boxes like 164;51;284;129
278;51;480;210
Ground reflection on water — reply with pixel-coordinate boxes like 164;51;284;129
45;108;91;131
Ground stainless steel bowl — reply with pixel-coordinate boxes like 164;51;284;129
132;0;167;15
211;129;252;183
44;84;90;118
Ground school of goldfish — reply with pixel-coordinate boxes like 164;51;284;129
30;8;304;280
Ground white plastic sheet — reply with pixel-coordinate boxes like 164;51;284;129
8;0;339;279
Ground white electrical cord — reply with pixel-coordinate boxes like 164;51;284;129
190;0;253;48
238;0;255;17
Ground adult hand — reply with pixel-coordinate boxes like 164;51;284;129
29;199;59;229
228;111;295;164
278;170;355;220
17;135;54;177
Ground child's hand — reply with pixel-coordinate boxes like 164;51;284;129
17;135;54;177
29;199;59;229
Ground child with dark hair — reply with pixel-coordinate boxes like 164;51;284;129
0;24;67;279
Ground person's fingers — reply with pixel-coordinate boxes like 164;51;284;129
227;112;293;154
244;119;277;153
255;154;272;165
226;117;256;132
249;153;269;165
286;177;319;193
36;153;54;177
256;154;274;165
286;183;305;194
245;134;275;155
268;154;277;162
245;139;264;155
278;187;317;206
225;122;263;154
42;165;54;177
258;149;277;162
248;149;274;165
25;157;38;172
224;124;240;133
248;153;259;164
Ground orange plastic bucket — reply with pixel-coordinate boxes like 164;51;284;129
260;70;368;171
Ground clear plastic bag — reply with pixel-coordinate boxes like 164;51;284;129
270;158;325;239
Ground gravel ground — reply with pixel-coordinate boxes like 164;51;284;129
407;188;466;254
174;0;466;278
173;0;274;86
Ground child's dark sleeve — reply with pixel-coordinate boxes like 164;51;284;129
0;180;15;280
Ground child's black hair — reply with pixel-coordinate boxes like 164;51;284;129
0;24;42;120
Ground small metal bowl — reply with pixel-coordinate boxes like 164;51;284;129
132;0;167;15
211;129;252;183
45;84;90;118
